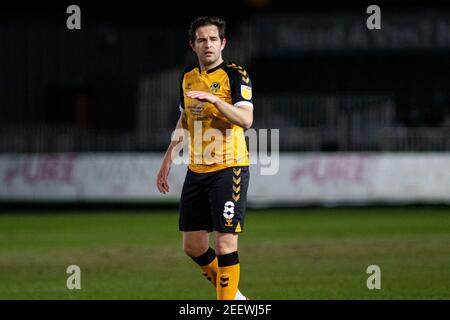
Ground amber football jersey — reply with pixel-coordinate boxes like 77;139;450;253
179;61;253;173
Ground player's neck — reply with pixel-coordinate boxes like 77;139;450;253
199;58;224;73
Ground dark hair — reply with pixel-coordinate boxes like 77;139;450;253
188;16;226;43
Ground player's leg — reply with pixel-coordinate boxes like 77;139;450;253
214;232;242;300
207;166;250;300
186;232;245;298
183;231;218;287
179;169;217;288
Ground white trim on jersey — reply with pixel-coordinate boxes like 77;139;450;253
234;101;254;109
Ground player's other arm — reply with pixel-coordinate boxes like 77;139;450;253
156;112;187;194
185;91;253;129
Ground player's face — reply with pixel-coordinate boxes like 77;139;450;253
191;25;226;67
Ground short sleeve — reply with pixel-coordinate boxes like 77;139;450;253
230;68;253;109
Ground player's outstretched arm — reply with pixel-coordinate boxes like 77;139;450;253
156;112;187;194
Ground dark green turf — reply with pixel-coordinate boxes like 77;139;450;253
0;208;449;299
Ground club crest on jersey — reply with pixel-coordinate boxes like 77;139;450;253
210;82;221;93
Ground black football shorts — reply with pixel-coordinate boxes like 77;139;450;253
179;166;249;233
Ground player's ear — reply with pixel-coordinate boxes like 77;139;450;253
221;37;227;50
189;41;195;52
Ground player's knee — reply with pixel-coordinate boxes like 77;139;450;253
215;240;237;255
183;242;207;258
215;232;238;255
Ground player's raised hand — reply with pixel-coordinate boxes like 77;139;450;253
156;161;171;194
186;90;220;104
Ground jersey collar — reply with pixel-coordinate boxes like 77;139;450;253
199;61;226;75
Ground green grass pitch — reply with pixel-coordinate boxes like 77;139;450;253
0;207;449;299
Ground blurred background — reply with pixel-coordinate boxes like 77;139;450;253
0;0;449;300
1;0;449;154
1;0;449;206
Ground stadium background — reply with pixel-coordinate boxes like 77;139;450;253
0;0;449;300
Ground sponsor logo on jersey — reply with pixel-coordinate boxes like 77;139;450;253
241;85;252;100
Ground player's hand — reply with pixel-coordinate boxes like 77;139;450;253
186;91;220;104
156;161;171;194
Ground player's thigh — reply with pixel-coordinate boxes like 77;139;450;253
179;170;213;232
208;166;250;233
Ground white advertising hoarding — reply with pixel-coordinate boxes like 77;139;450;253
0;153;449;205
